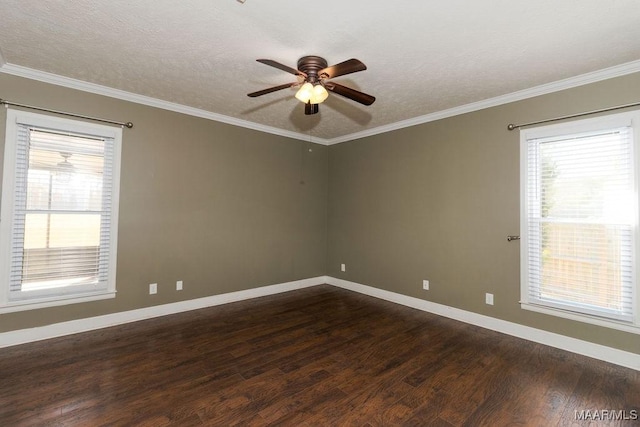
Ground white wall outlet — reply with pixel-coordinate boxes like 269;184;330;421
485;293;494;305
341;263;346;272
176;280;183;291
422;280;429;290
149;283;157;295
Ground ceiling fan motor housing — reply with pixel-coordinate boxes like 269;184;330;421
297;56;328;83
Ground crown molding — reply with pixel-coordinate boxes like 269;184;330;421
2;59;640;146
0;63;329;145
327;59;640;145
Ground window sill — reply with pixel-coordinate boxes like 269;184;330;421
521;302;640;335
0;291;116;314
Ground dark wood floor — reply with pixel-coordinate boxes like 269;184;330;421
1;285;638;426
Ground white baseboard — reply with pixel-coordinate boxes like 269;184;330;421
326;277;640;371
2;275;639;371
0;276;324;349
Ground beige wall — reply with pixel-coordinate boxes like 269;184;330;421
2;70;639;356
0;73;328;332
327;72;640;355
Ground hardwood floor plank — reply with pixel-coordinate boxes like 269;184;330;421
0;285;637;426
560;359;640;426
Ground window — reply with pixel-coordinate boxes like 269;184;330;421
0;110;121;312
520;111;640;332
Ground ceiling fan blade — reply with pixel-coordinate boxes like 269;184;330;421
256;59;306;77
319;59;367;79
325;82;375;106
247;82;297;97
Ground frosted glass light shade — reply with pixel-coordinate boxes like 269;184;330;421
312;84;329;103
295;82;329;104
295;83;314;103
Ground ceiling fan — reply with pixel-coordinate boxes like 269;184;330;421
247;56;376;115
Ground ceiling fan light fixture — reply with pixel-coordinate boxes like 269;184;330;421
55;152;76;182
56;152;76;171
249;56;375;111
295;82;314;103
312;84;329;103
295;82;328;105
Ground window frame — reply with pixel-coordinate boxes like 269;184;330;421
520;110;640;334
0;110;122;313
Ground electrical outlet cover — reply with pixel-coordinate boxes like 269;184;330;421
485;293;494;305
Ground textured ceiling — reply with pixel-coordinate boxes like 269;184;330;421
0;1;639;142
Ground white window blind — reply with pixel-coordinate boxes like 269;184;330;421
522;117;637;325
1;111;121;310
